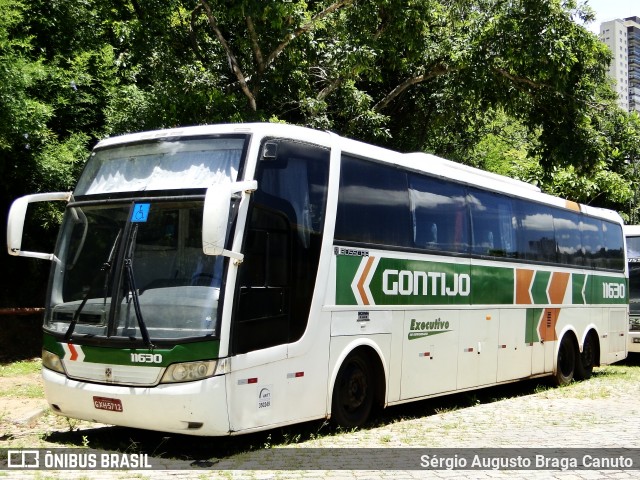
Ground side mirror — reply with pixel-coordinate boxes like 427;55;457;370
202;181;257;261
7;192;72;260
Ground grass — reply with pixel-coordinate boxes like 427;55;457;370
0;383;43;399
0;357;41;377
0;357;44;398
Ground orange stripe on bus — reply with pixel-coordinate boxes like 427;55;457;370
357;257;375;305
539;308;559;342
548;272;570;305
565;200;581;212
516;269;534;304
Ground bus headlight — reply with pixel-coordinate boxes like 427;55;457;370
160;360;217;384
42;349;66;374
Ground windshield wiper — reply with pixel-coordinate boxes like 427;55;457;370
123;225;154;348
64;229;122;342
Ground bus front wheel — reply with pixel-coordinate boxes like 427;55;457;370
331;351;374;429
554;335;576;386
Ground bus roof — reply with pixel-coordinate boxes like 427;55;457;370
624;225;640;237
94;123;623;225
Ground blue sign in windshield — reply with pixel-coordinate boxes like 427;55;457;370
131;203;150;222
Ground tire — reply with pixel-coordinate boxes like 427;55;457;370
331;351;375;429
554;335;576;386
574;333;596;381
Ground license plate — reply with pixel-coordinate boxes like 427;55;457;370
93;396;123;412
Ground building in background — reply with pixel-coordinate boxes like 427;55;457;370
599;16;640;112
628;17;640;112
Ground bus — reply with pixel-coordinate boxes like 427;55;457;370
624;225;640;352
6;123;628;436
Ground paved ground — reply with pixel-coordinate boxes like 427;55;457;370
3;359;640;479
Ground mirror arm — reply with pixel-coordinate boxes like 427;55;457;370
7;192;72;260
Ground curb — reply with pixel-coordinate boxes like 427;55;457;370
12;405;48;427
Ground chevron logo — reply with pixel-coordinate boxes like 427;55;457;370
62;343;85;362
350;256;378;305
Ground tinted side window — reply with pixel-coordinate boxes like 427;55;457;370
581;217;604;269
408;174;469;253
468;189;516;258
603;221;624;271
335;155;411;247
516;201;556;263
554;210;583;266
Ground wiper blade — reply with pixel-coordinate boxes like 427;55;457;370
64;229;122;342
63;291;91;342
124;225;154;348
103;229;122;305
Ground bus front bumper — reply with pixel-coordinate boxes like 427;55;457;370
42;368;230;436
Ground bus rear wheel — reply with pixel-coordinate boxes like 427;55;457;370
554;335;576;386
575;333;596;381
331;351;374;429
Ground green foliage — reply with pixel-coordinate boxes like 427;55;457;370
2;0;640;307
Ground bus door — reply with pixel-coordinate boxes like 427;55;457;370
226;139;330;431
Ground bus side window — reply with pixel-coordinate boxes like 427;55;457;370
468;189;515;258
335;156;411;248
554;211;583;266
515;200;556;263
581;217;604;269
603;221;624;271
408;174;469;253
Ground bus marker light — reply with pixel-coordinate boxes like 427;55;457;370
287;372;304;378
238;378;258;385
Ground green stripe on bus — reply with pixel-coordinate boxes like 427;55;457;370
335;254;627;306
531;271;551;304
470;264;514;305
572;274;586;304
525;309;543;343
585;275;628;305
336;255;361;305
43;332;220;366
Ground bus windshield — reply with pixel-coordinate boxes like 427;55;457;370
627;235;640;318
42;135;249;343
45;200;225;342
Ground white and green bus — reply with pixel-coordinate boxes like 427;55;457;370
7;123;628;436
624;225;640;352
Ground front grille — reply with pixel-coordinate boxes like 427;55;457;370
63;361;163;386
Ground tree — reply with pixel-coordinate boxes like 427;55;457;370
142;0;619;179
2;0;638;307
0;0;118;306
470;108;639;219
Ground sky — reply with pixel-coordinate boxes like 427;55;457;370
584;0;639;33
